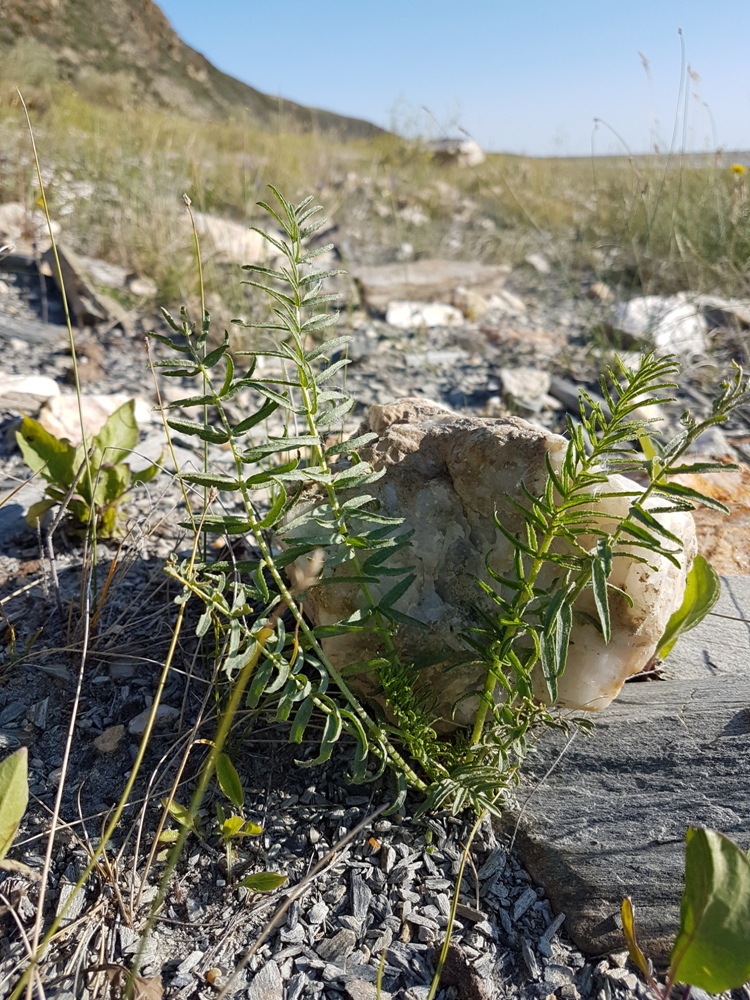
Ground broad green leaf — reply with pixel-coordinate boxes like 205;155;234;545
670;827;750;991
162;799;197;833
656;556;721;659
221;815;245;840
620;897;650;978
239;871;287;892
16;417;77;485
25;498;57;527
0;748;28;861
92;400;138;465
216;753;244;809
133;461;162;486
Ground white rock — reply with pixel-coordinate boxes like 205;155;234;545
0;374;60;412
385;301;464;329
38;393;153;443
287;400;695;726
430;138;486;167
611;294;707;355
525;252;551;275
499;367;552;413
488;289;527;315
128;275;158;298
398;205;429;227
533;473;696;711
79;256;129;289
193;212;280;265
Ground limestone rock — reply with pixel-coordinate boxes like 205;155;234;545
610;294;707;355
429;138;486;168
385;301;464;329
353;259;511;313
38;393;153;443
0;374;60;413
288;399;695;726
498;366;552;413
193;212;278;266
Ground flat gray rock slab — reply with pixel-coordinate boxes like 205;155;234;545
0;310;68;345
501;575;750;963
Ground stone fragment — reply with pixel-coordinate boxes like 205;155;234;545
316;928;356;967
246;960;282;1000
353;259;510;312
487;288;527;314
501;576;750;962
586;281;614;303
0;374;60;413
610;294;707;355
41;244;126;328
38;392;153;443
695;294;750;329
512;887;538;922
128;705;180;736
385;301;463;329
289;399;695;725
452;286;491;321
193;212;277;266
78;256;129;289
525;252;551;274
350;872;371;922
429;138;486;167
128;275;158;298
344;977;391;1000
499;366;552;413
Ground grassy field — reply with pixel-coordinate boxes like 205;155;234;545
0;78;748;311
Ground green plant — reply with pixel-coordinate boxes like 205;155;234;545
0;748;28;864
623;827;750;996
152;186;749;822
16;401;161;536
656;553;720;659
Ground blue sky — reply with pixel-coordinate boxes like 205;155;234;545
157;1;749;157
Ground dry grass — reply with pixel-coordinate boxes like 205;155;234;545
0;78;748;311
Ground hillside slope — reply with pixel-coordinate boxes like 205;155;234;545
0;0;383;137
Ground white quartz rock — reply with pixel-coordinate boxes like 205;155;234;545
287;401;696;727
533;474;697;711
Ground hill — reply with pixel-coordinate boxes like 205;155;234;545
0;0;384;137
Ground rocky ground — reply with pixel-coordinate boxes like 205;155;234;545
1;218;750;1000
